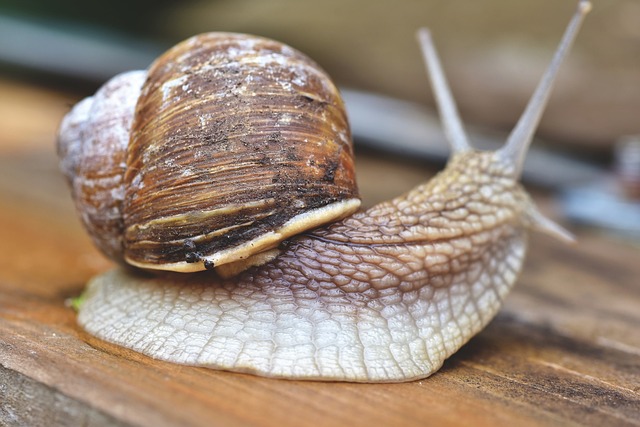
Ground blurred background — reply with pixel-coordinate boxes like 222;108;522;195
1;0;639;237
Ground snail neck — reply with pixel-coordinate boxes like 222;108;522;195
312;151;527;249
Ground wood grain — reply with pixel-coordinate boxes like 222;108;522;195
1;80;639;426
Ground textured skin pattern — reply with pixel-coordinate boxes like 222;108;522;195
79;151;532;382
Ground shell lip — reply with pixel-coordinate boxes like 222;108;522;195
124;198;361;273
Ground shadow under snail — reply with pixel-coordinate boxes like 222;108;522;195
57;1;591;382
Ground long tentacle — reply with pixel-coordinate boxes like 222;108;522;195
417;28;471;154
499;0;591;176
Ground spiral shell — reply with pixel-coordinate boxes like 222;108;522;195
58;33;360;273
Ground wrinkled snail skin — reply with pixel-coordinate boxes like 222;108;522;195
71;1;590;382
79;152;532;382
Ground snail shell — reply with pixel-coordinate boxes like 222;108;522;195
58;33;360;274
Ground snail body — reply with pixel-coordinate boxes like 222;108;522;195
81;150;533;381
60;1;590;382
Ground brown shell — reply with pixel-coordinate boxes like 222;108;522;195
122;33;360;272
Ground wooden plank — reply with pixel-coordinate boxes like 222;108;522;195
1;81;639;426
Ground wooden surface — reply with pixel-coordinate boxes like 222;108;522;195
1;79;639;426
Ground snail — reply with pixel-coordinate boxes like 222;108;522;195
58;1;590;382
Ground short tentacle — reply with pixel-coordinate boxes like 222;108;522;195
526;203;576;244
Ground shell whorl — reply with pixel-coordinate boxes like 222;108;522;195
58;70;146;261
122;33;359;272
